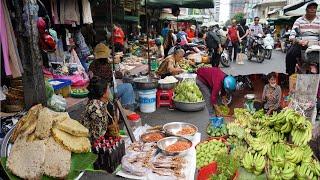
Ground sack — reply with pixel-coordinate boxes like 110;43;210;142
228;27;238;42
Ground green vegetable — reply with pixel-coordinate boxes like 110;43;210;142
174;80;203;103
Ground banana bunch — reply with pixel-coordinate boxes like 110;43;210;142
227;122;246;139
248;118;263;132
295;163;318;180
242;152;265;175
268;163;296;180
312;159;320;176
280;121;293;133
257;128;285;143
246;135;272;155
268;143;290;167
285;145;313;164
291;119;312;146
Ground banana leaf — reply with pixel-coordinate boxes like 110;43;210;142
0;152;97;180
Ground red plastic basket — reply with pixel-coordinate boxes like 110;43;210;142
197;161;239;180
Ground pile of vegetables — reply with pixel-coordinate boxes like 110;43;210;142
206;124;228;137
196;139;228;168
174;81;203;103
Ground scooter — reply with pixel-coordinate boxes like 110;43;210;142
263;34;274;60
247;34;265;63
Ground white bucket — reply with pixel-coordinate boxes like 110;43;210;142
138;89;156;113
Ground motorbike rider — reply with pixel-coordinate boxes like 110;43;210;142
286;1;320;75
196;67;236;115
248;17;265;51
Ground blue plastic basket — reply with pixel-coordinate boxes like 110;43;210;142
48;79;72;91
210;117;224;128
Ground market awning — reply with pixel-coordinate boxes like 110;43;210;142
160;13;209;22
141;0;214;9
283;0;320;16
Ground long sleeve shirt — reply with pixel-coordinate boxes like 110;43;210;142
196;67;226;105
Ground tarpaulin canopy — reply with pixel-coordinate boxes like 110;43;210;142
141;0;214;8
160;13;209;22
283;0;320;16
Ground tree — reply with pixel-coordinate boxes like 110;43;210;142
233;12;245;23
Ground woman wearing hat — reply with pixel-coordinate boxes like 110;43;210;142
88;43;135;110
157;47;185;78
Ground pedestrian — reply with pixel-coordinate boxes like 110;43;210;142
164;29;176;57
227;19;241;63
186;25;196;42
196;67;236;115
88;43;135;110
205;26;223;67
237;19;250;64
113;23;125;52
192;32;205;45
262;72;282;115
161;21;170;40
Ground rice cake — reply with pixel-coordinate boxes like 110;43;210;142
35;108;54;139
52;128;91;153
7;140;46;179
44;137;71;178
55;118;89;137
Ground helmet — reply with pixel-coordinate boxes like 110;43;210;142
155;38;162;46
223;75;236;92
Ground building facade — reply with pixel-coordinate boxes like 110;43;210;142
230;0;246;19
213;0;221;22
252;0;287;24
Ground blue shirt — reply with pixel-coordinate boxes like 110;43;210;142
161;27;170;39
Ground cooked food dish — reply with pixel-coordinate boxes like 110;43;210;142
35;107;55;139
52;128;91;153
176;127;196;136
141;132;164;143
55;118;89;137
165;141;191;152
43;137;71;178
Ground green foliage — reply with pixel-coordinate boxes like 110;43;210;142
232;13;245;23
210;153;240;180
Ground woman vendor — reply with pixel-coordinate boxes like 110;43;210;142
88;43;135;111
262;72;282;115
156;47;186;78
80;77;114;142
196;67;236;115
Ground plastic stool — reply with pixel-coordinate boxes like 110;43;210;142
156;89;174;108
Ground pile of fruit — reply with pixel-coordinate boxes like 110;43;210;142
226;108;320;179
71;88;88;94
196;139;228;169
206;124;228;137
174;81;203;103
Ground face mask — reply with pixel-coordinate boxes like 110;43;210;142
270;83;276;87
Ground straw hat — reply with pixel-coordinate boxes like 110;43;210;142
94;43;110;59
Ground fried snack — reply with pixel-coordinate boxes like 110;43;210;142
35;108;55;139
7;139;46;179
52;128;91;153
10;104;42;142
51;111;70;124
44;137;71;178
55;118;89;137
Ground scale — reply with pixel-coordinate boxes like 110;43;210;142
244;94;256;113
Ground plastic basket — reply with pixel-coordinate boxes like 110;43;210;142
197;161;239;180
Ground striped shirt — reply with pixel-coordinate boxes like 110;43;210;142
290;15;320;43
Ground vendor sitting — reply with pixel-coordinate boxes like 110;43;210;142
88;43;135;111
80;77;114;142
153;38;164;60
157;47;186;78
262;72;282;115
196;67;236;115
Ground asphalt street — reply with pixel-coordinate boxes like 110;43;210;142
221;50;286;76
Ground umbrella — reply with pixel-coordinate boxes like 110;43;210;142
141;0;215;9
284;0;320;16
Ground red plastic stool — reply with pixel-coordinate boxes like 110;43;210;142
156;89;174;108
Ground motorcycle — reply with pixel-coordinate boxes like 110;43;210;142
247;34;265;63
281;33;292;53
263;34;274;60
220;48;230;67
236;75;254;91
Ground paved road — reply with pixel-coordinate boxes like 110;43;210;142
221;50;286;76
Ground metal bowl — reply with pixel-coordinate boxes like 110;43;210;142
158;82;178;90
175;73;197;82
163;122;198;140
157;137;192;156
134;77;159;90
173;100;206;112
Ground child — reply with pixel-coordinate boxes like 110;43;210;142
262;72;282;115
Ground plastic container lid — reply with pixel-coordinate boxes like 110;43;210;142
127;113;141;122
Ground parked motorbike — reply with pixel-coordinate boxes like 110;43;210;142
247;34;265;63
263;34;274;60
281;33;292;53
220;48;230;67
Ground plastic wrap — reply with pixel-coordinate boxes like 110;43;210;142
47;94;67;112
